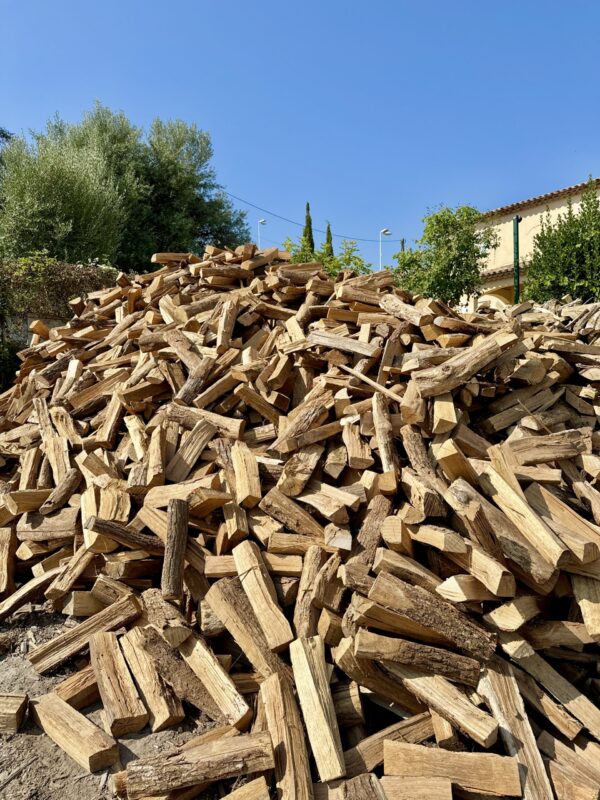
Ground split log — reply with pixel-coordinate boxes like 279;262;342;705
0;693;28;732
121;627;185;731
29;594;142;673
232;539;293;651
89;631;149;735
383;740;521;795
125;731;274;800
260;671;312;800
290;636;346;781
31;693;119;773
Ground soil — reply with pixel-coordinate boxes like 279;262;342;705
0;605;221;800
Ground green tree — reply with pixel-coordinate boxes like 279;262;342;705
526;179;600;302
286;232;371;277
323;223;334;260
283;234;316;264
0;104;249;269
393;205;497;305
303;201;315;254
330;239;372;276
0;126;13;169
0;135;124;263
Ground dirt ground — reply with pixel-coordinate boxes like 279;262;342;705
0;607;221;800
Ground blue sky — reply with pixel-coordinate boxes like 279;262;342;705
2;1;599;266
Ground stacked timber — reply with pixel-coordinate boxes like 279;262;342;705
1;244;600;798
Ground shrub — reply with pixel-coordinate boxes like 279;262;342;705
0;105;250;269
393;206;497;305
283;235;372;277
526;178;600;302
0;136;123;263
0;253;120;387
0;252;119;320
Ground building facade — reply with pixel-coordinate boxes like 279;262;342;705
477;179;599;307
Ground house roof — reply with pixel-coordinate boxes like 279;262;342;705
480;262;530;282
483;178;600;219
481;265;513;278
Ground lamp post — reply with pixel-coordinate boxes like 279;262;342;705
258;219;267;249
513;215;522;304
379;228;391;271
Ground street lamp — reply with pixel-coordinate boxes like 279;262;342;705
379;228;391;271
257;219;267;249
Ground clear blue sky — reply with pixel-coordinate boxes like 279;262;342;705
3;1;599;265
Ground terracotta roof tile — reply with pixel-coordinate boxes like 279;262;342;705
483;178;600;218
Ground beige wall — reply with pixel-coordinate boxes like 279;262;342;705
477;285;518;309
479;189;587;272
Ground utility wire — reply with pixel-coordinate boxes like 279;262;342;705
224;190;403;244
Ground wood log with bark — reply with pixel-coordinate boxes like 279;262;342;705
1;243;600;797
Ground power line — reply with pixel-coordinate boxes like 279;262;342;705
224;190;403;244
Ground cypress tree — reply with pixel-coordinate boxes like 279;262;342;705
303;202;315;254
323;223;334;259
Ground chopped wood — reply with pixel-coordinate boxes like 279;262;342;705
3;243;600;797
31;692;118;772
354;628;481;685
384;662;498;747
294;543;328;637
368;571;496;661
290;635;346;781
384;740;521;795
139;587;191;646
120;628;185;731
572;574;600;639
0;566;62;622
135;625;223;720
478;657;553;800
232;539;293;651
332;681;364;727
379;776;452;800
89;631;148;736
476;465;570;568
223;777;271;800
178;632;252;729
0;693;28;732
231;440;262;508
54;664;99;709
125;730;274;799
344;712;434;777
205;577;286;678
45;542;96;601
29;593;142;673
341;774;387;800
260;671;312;799
161;498;188;601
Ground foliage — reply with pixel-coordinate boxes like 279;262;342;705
526;179;600;302
0;338;20;390
323;223;334;260
393;205;497;305
282;234;316;265
0;104;249;269
284;233;371;277
0;134;124;263
0;252;119;319
324;239;372;276
0;252;120;387
303;202;315;254
0;126;12;170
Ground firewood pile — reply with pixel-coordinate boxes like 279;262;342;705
2;243;600;799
